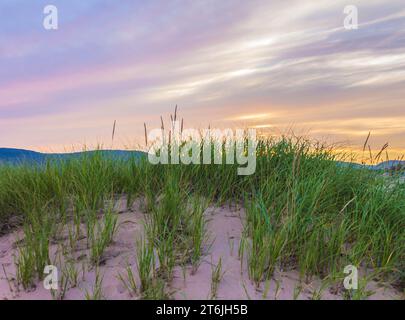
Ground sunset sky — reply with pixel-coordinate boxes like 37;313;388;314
1;0;405;157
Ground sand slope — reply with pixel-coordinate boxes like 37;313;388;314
0;200;401;300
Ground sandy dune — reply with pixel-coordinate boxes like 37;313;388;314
0;199;401;300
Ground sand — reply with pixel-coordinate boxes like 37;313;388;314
0;199;401;300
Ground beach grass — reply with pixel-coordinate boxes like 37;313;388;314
0;134;404;298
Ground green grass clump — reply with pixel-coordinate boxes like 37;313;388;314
135;236;169;299
210;257;225;299
88;206;118;265
15;206;56;289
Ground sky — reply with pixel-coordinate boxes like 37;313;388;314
1;0;405;158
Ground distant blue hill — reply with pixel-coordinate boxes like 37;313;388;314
374;160;405;171
0;148;145;165
337;160;405;171
1;148;404;171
